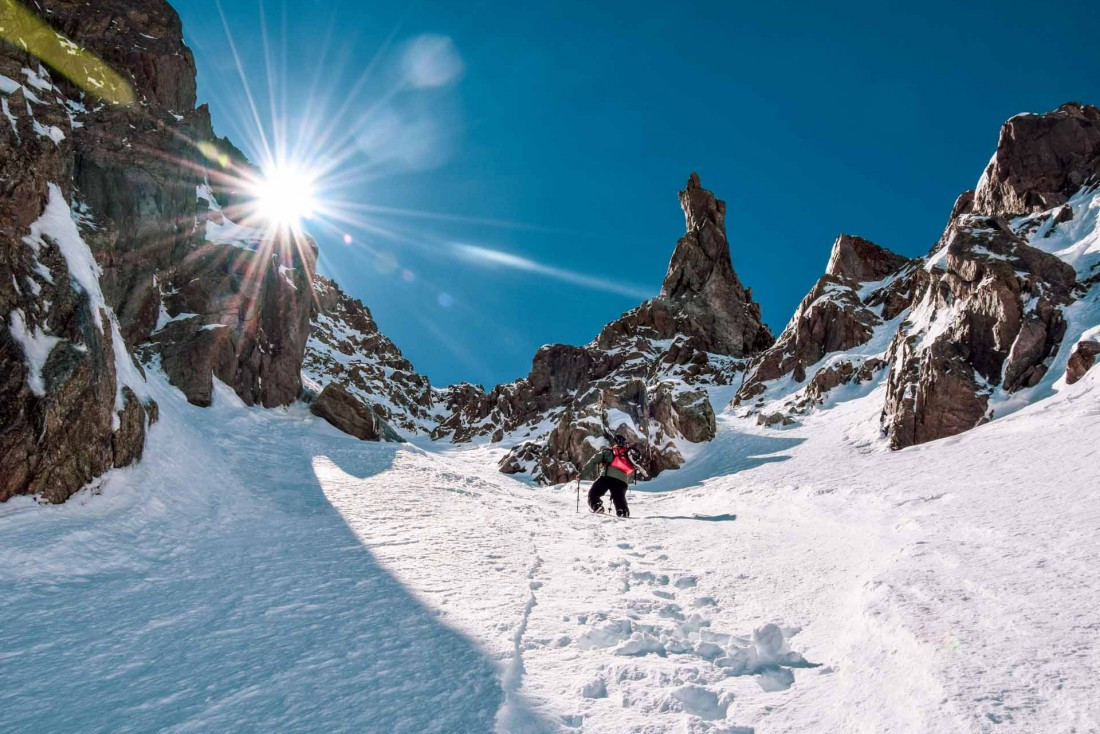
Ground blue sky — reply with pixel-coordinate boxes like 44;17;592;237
172;0;1100;388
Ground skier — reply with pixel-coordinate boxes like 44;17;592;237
580;435;648;517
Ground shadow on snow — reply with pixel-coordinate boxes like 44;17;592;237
0;382;552;733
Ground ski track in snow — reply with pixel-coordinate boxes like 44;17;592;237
2;369;1099;732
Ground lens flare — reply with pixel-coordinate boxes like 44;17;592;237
250;164;318;229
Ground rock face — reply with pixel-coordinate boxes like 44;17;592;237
302;276;443;435
973;103;1100;218
0;0;316;501
150;233;316;408
737;103;1100;452
882;215;1075;448
437;174;772;484
310;384;403;442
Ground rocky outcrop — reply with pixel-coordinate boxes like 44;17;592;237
302;276;443;435
825;234;912;284
150;235;315;407
1;0;316;501
1065;340;1100;385
310;384;403;442
0;6;163;502
733;103;1100;451
597;173;773;356
973;103;1100;218
881;214;1075;448
437;174;771;484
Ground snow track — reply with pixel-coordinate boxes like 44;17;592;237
2;369;1099;732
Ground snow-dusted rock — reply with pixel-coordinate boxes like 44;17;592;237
737;234;915;406
303;275;443;436
1066;340;1100;384
882;213;1076;448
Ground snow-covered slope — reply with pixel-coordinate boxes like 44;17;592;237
3;345;1097;732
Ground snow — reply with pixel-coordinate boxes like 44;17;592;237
1014;185;1100;278
0;375;504;733
7;308;61;396
21;65;53;91
197;183;267;250
2;97;17;135
605;407;637;433
3;354;1097;732
153;303;199;332
32;119;64;143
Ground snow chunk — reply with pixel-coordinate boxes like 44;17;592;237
579;678;607;699
21;66;52;91
663;685;729;720
197;183;266;251
2;97;17;135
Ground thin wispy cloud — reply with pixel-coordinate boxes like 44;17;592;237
452;243;651;300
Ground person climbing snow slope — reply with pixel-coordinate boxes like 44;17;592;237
580;435;648;517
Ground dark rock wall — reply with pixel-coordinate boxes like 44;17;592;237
1;0;315;501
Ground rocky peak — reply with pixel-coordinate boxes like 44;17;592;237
675;172;725;239
302;276;441;436
660;172;742;309
973;102;1100;218
825;234;912;283
605;173;773;357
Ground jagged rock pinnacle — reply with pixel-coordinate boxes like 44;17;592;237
651;173;772;356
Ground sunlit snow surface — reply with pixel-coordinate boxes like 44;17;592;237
2;358;1098;732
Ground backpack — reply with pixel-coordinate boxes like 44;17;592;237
609;445;636;476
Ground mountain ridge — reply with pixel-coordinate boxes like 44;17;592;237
2;0;1098;502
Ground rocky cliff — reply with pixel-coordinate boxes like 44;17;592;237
1;0;313;502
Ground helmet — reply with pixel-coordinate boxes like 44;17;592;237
612;434;628;447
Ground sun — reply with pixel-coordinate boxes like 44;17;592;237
251;164;318;229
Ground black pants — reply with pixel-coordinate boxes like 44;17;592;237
588;476;629;517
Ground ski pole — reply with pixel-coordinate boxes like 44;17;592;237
576;478;580;513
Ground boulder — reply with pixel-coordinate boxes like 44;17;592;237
310;384;402;442
1065;340;1100;385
